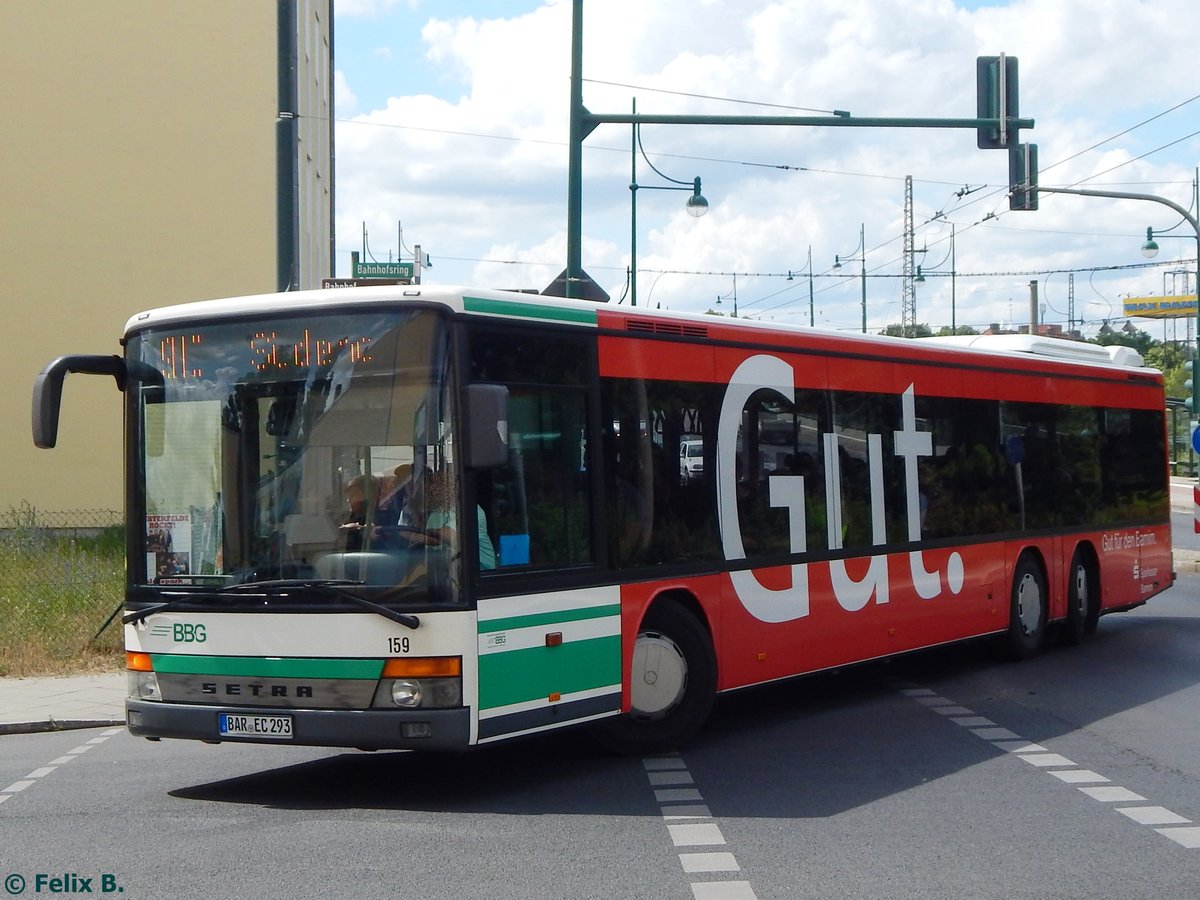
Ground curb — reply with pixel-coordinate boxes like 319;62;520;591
0;718;124;737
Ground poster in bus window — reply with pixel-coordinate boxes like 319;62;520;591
146;514;191;582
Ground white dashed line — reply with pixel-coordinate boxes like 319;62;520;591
644;755;759;899
1158;827;1200;848
898;684;1197;847
0;727;122;809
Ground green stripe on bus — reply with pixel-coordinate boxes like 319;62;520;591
150;655;384;680
478;635;621;710
478;603;621;634
463;296;598;325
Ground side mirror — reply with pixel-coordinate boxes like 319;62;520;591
466;384;509;469
32;355;126;449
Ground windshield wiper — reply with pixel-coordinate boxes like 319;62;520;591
123;595;206;626
222;579;421;630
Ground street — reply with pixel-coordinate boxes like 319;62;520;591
3;566;1200;898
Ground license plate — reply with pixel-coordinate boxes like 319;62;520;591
219;713;293;740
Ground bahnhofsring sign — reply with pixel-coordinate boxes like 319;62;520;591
1123;295;1199;318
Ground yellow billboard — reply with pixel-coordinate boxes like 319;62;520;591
1123;295;1199;318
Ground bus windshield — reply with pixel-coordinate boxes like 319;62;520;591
127;307;462;602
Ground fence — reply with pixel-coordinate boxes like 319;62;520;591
0;504;124;676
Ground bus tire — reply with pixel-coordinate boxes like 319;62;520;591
591;602;716;755
1062;548;1096;646
1006;552;1047;660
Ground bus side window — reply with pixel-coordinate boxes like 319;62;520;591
467;325;594;571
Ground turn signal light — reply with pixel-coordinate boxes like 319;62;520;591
382;656;461;678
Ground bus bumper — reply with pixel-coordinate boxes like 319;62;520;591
126;700;472;750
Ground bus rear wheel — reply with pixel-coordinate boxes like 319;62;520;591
1006;553;1047;660
1062;549;1097;646
592;602;716;755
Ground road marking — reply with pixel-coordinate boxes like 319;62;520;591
1158;827;1200;848
643;755;760;900
1049;769;1110;784
898;684;1196;848
0;727;123;810
680;853;741;873
1119;806;1191;825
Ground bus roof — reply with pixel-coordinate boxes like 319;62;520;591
124;284;1150;373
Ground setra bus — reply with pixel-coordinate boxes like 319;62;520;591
33;285;1173;753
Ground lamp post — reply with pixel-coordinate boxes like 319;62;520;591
914;224;957;333
784;246;817;326
1037;181;1198;364
716;275;737;318
629;99;708;307
564;0;1034;300
807;246;815;327
834;224;867;333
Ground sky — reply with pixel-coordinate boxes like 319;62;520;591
332;0;1200;337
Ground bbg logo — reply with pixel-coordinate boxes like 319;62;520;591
173;623;206;644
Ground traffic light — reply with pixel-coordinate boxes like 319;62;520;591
1185;357;1200;415
1008;143;1038;211
976;55;1019;149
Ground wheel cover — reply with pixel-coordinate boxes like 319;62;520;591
1073;564;1089;617
629;631;688;719
1016;571;1043;636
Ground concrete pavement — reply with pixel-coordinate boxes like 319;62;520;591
0;672;124;735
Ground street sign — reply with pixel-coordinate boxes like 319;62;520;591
352;260;414;279
321;278;405;289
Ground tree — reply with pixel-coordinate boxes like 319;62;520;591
1093;325;1155;357
880;323;933;338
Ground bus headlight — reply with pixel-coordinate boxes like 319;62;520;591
128;670;161;701
377;677;462;709
126;651;161;701
373;657;462;709
391;679;422;707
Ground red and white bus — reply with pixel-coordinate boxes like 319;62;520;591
33;286;1173;753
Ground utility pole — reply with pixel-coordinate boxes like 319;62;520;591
902;175;916;336
563;0;1034;299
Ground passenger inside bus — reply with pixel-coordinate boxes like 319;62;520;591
404;469;497;570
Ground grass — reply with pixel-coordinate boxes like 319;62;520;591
0;525;124;677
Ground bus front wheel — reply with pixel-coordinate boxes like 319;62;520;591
592;602;716;755
1006;553;1047;660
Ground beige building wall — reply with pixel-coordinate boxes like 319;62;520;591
0;1;332;516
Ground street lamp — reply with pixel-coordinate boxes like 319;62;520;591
783;247;818;326
913;224;958;333
834;224;867;333
1036;178;1199;372
629;99;708;307
804;246;815;327
716;275;737;318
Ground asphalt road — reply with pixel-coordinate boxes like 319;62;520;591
3;543;1200;898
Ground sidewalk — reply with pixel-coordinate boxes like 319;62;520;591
0;672;125;735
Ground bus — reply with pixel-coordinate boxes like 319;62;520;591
33;285;1173;754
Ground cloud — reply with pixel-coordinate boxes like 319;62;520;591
334;70;357;117
334;0;1200;333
